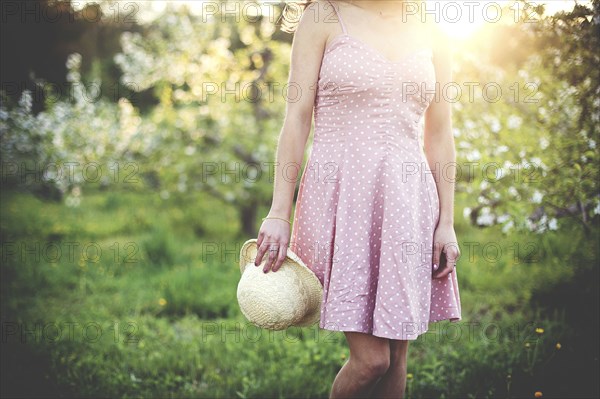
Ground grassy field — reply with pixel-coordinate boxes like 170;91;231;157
1;188;598;398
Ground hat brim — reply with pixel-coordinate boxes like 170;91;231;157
238;238;323;327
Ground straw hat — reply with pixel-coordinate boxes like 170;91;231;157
237;238;323;330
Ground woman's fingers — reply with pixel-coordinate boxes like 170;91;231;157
272;245;288;272
255;241;274;269
445;243;460;266
254;238;280;269
433;250;450;278
254;241;265;267
444;243;460;272
256;240;288;273
432;241;442;272
254;231;265;266
433;243;460;279
263;245;279;273
254;220;290;271
253;217;291;273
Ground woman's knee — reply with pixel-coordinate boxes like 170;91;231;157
356;355;390;379
344;333;391;380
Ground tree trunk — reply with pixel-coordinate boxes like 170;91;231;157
240;200;259;238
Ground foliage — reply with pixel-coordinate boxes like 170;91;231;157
1;1;597;235
0;53;153;199
452;0;600;235
112;2;291;236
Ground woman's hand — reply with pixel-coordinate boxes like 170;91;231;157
253;217;291;273
432;223;460;279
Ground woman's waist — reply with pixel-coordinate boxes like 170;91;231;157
312;125;421;145
308;136;426;165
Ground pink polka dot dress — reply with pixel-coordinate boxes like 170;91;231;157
289;1;462;341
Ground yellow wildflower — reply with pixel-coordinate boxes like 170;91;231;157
535;327;544;335
158;298;167;306
555;342;561;350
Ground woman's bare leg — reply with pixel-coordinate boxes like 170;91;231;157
329;331;391;399
370;339;410;398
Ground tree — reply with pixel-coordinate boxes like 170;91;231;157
452;0;599;235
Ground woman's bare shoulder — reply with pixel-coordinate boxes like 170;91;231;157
298;0;337;24
292;0;336;50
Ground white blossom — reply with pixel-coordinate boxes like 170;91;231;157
531;190;544;204
476;207;494;226
497;213;510;223
463;207;471;219
496;145;509;154
502;220;514;233
507;115;522;130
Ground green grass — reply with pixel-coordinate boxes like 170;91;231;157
1;188;598;398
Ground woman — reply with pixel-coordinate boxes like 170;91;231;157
253;0;462;397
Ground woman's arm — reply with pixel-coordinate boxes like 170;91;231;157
254;0;329;272
424;25;455;228
423;25;461;278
